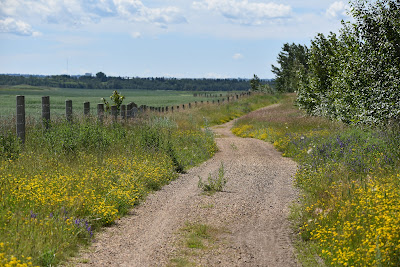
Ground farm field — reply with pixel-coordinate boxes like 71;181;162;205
0;85;233;119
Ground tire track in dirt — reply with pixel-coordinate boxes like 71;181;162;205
72;105;299;267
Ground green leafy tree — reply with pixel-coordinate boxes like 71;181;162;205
271;43;309;92
349;0;400;124
250;74;261;91
96;72;107;82
297;33;342;118
297;0;400;125
250;74;276;94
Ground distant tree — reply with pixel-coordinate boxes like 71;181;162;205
271;43;308;92
250;74;261;91
96;72;107;82
250;74;276;94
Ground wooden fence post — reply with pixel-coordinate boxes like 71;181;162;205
111;105;118;122
66;100;72;122
121;104;126;120
127;102;133;119
16;95;25;144
97;103;104;123
132;107;138;118
84;102;90;117
42;96;50;129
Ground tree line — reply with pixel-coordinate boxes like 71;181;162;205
272;0;400;126
0;72;274;92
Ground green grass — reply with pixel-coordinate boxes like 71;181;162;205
164;93;283;130
232;94;400;266
0;86;236;118
169;222;225;267
183;223;212;249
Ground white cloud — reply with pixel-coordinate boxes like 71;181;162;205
130;31;141;38
326;1;349;19
0;0;187;36
0;17;41;36
193;0;291;25
233;53;243;60
98;0;187;27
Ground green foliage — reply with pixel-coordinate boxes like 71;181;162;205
95;72;107;82
250;74;261;91
101;90;125;113
250;74;276;94
0;132;20;160
0;74;262;91
296;0;400;126
198;163;227;194
271;43;309;93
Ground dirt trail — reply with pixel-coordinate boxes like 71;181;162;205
73;105;299;267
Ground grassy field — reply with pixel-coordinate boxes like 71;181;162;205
232;95;400;266
0;85;234;119
0;92;280;266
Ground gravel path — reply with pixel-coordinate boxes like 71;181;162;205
73;105;299;267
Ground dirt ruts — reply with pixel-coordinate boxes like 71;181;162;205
72;105;299;267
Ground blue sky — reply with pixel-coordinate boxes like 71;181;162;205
0;0;351;79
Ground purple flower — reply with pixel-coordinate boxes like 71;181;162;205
30;211;37;219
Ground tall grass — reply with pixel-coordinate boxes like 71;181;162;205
0;116;216;266
232;94;400;266
0;93;279;266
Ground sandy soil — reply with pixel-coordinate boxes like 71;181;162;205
72;105;300;267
